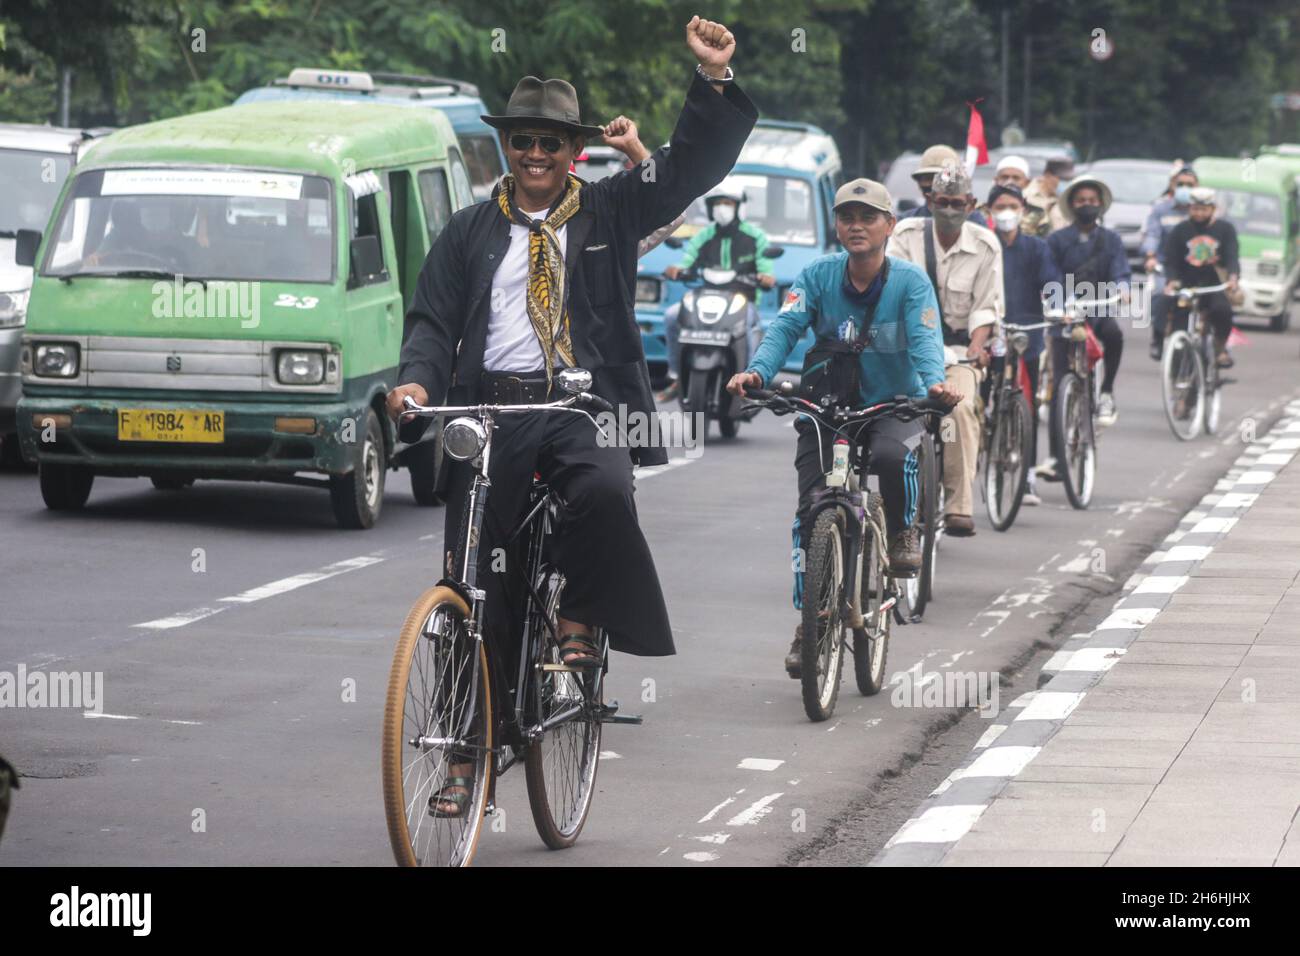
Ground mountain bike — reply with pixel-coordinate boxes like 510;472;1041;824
981;323;1048;531
744;383;950;721
1160;282;1229;441
381;369;640;867
1042;295;1119;510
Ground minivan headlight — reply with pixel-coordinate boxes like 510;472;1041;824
0;290;30;329
276;349;325;385
34;342;79;377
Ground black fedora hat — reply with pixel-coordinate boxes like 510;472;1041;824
481;76;604;138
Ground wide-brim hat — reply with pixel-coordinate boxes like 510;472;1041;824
1059;175;1113;222
481;76;604;138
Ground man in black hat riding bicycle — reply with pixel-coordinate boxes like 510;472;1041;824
386;17;756;816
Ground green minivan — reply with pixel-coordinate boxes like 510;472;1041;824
1192;154;1300;332
16;101;475;527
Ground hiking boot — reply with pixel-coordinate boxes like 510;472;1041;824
887;525;922;575
785;625;802;679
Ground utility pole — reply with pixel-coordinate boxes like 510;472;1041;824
1000;5;1010;130
1022;34;1032;136
59;66;72;127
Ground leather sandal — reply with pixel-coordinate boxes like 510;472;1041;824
428;776;475;819
559;633;603;669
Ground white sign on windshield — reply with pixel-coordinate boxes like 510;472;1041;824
101;169;304;200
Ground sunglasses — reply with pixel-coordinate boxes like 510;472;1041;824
509;133;567;154
931;197;969;210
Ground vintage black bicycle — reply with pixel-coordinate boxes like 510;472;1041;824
381;369;640;867
981;324;1047;531
745;383;950;722
1161;282;1229;441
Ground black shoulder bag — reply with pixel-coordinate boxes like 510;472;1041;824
799;258;890;406
923;224;968;347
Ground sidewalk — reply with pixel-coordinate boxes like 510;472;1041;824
875;400;1300;867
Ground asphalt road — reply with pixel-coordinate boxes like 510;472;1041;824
2;308;1298;866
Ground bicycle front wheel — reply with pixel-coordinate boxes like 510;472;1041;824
1162;331;1204;441
1054;371;1096;510
801;509;847;722
984;389;1031;531
1202;338;1222;436
382;586;492;868
524;574;603;850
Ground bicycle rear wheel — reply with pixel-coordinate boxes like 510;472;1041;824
984;389;1031;531
853;494;892;696
524;572;603;850
801;509;846;722
382;586;492;868
1054;371;1095;510
900;432;938;620
1162;331;1204;441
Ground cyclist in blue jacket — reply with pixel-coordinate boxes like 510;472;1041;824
727;178;960;678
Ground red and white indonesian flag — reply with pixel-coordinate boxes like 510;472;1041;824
965;101;989;176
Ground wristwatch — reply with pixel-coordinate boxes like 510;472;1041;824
696;64;734;85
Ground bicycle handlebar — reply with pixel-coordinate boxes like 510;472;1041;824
400;391;612;419
1174;282;1229;297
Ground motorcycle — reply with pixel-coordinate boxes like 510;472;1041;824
670;255;781;441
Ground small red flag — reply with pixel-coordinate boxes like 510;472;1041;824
965;100;989;175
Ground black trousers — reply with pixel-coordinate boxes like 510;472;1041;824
1168;292;1234;345
1051;312;1124;396
442;410;674;661
790;415;923;610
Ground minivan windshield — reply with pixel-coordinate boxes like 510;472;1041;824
0;148;71;234
42;167;335;282
1214;189;1283;238
682;173;818;245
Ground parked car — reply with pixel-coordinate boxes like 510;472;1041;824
235;67;505;202
636;119;844;381
16;100;475;526
573;144;628;183
0;123;110;464
1077;158;1175;271
1192;154;1299;331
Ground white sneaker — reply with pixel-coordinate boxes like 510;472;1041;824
1097;392;1117;427
1023;476;1040;506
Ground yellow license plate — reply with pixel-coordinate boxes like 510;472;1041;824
117;409;225;443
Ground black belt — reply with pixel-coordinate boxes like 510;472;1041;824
480;370;555;405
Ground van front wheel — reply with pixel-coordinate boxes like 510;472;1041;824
330;408;385;529
40;463;94;510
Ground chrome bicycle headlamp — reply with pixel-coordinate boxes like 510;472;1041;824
1009;330;1030;354
442;417;488;461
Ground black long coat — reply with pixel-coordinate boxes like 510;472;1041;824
397;71;758;465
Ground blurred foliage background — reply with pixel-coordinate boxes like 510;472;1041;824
2;0;1298;175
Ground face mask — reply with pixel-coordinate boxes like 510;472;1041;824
1073;205;1101;225
932;206;967;230
993;209;1021;233
711;204;736;226
1174;185;1193;204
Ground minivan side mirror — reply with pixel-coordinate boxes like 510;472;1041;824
15;229;42;268
348;235;388;288
766;244;785;259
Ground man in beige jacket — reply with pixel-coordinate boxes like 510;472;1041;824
1023;156;1074;236
887;163;1003;536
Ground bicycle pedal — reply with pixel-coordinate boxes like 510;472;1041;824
596;700;644;726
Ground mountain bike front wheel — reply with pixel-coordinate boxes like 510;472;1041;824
382;586;492;868
801;509;847;722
